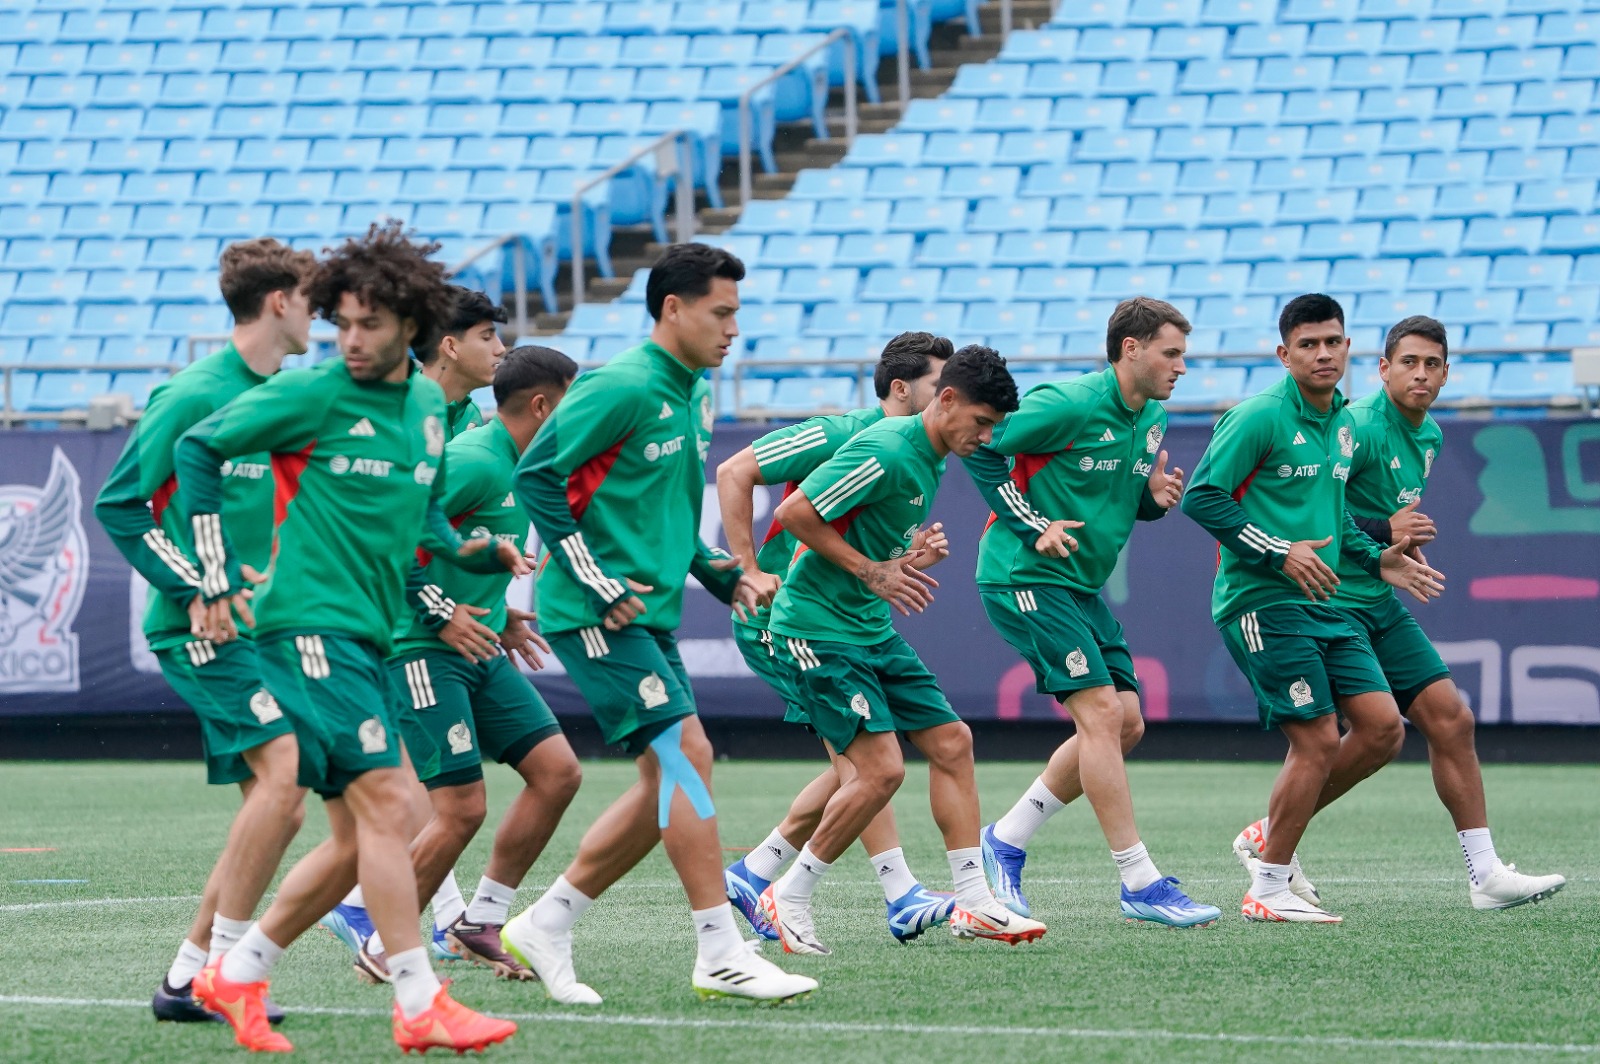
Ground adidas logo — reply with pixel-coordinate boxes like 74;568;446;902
554;897;572;908
502;492;516;507
768;845;784;859
659;402;673;419
909;494;924;506
349;417;376;437
878;864;894;876
1390;456;1402;469
1029;798;1045;811
1292;432;1307;445
960;860;979;871
1099;429;1115;442
700;922;719;932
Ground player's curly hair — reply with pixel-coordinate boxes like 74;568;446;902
937;344;1019;414
307;220;454;348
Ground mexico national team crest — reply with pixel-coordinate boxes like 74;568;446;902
0;449;88;693
1338;426;1355;458
423;415;445;457
1424;448;1435;478
1145;425;1163;454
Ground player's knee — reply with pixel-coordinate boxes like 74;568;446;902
1069;688;1123;734
1120;705;1146;751
925;720;973;768
863;759;906;798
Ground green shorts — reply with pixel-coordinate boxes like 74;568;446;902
1335;596;1451;713
733;621;808;724
258;633;403;798
1220;602;1390;730
389;649;562;790
774;629;962;755
979;585;1140;700
548;625;695;756
157;638;295;786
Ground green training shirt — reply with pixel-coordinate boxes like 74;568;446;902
965;367;1170;595
769;414;946;646
736;405;887;634
176;358;484;655
94;343;274;652
1336;389;1443;607
448;394;484;437
1180;374;1383;626
515;340;741;635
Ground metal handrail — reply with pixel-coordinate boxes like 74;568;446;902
450;233;533;338
739;28;858;208
896;0;911;111
571;128;698;308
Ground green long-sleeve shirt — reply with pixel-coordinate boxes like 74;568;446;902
1337;389;1444;607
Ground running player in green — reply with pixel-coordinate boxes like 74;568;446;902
177;222;522;1054
421;285;505;436
719;332;960;944
1181;293;1446;924
965;298;1222;928
759;346;1050;954
500;243;817;1005
1239;315;1563;910
94;238;314;1026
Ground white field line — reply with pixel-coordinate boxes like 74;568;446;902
0;995;1594;1056
0;894;203;913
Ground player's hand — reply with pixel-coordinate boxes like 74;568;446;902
858;554;939;616
456;536;536;578
202;564;265;643
738;566;782;611
1380;536;1446;604
908;522;949;570
1034;519;1084;558
1147;450;1184;510
441;602;499;663
500;607;551;671
603;578;653;631
1387;500;1437;545
730;573;768;623
1281;537;1339;601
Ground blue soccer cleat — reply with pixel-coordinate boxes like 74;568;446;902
1120;876;1222;928
725;857;779;940
981;823;1031;917
431;923;463;962
318;902;374;954
885;884;957;942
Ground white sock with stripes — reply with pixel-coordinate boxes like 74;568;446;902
992;776;1066;849
431;872;467;932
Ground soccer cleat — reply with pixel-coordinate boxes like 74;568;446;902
950;898;1047;945
1470;862;1566;911
152;978;223;1023
318;902;374;954
980;823;1032;917
392;982;517;1055
1232;819;1321;907
693;946;819;1004
1241;889;1342;923
885;884;956;942
500;911;602;1005
1120;877;1222;928
354;940;392;985
192;961;293;1053
724;858;779;941
430;924;463;963
445;916;535;981
757;885;830;956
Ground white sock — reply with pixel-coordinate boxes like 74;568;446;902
947;847;990;909
869;847;918;902
431;871;467;932
528;875;594;935
465;876;517;926
773;844;831;905
166;939;208;990
1112;841;1162;892
691;903;745;961
1458;827;1498;887
992;777;1066;849
341;886;364;908
366;930;385;955
1250;860;1292;898
208;915;253;964
219;924;284;985
741;829;798;883
388;946;442;1020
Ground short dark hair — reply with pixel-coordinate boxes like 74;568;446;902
936;344;1019;414
1278;293;1346;342
1383;315;1449;361
872;331;954;399
307;220;454;347
493;345;579;406
1105;296;1192;363
218;238;315;324
645;242;745;321
418;286;509;364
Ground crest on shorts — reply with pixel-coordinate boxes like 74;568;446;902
1065;649;1089;678
639;672;669;709
358;717;388;754
1289;679;1314;708
1423;448;1435;478
447;720;474;755
423;415;445;457
849;692;871;718
0;448;87;694
249;690;283;724
1146;425;1163;454
1338;426;1354;458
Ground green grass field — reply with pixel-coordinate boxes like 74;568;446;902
1;759;1594;1063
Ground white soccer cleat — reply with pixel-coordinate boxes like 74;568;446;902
1470;862;1566;911
1241;888;1342;924
693;946;818;1004
1233;819;1322;907
499;911;603;1006
758;885;831;956
950;897;1047;945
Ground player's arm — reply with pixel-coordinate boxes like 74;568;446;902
690;540;747;606
962;390;1089;555
420;449;526;576
1180;407;1295;571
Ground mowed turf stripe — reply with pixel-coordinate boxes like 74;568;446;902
1;995;1594;1056
0;893;202;913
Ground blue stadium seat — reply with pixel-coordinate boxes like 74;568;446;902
1311;22;1386;56
1550;322;1600;347
743;338;832;377
27;372;112;412
1353;291;1438;326
1126;194;1205;229
1383;19;1463;53
1152;228;1229;262
1073;230;1151;265
813;201;892;234
1462;216;1548;253
735;200;816;235
834;233;915;268
766;376;859;414
885;303;965;336
1518;286;1600;322
941;267;1020;304
1491;360;1578;400
1167;366;1247;406
801;302;886;336
1543;216;1600;252
1408;51;1487;86
1129;95;1207;128
1210;95;1288;130
1152;25;1229;59
1465;323;1550;350
1244;363;1288;393
915;233;997;268
1041;300;1121;334
14;270;88;303
1255;158;1335;192
1178;161;1254;194
1247;261;1330;294
1016;265;1096;297
776;268;860;303
1435;184;1517;218
1410;256;1490;290
1202;193;1280;227
1439;289;1517;323
1223;225;1304;261
972;200;1051;233
950;64;1029;99
860;267;941;302
762;235;840;268
965;301;1043;336
1489;254;1573;288
1196;295;1277;330
1230;24;1310;57
1049;0;1131;26
1024;63;1103;98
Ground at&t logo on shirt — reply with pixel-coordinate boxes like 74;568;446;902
329;455;393;478
643;436;685;462
1079;456;1122;472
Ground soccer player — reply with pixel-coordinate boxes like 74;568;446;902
1233;315;1564;910
177;222;521;1053
420;285;506;436
965;298;1222;928
500;243;817;1004
719;332;961;944
1181;293;1446;924
759;345;1050;954
94;238;314;1025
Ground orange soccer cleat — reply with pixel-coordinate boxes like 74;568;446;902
392;983;517;1055
192;960;293;1053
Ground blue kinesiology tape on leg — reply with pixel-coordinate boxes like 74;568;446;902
650;720;716;829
